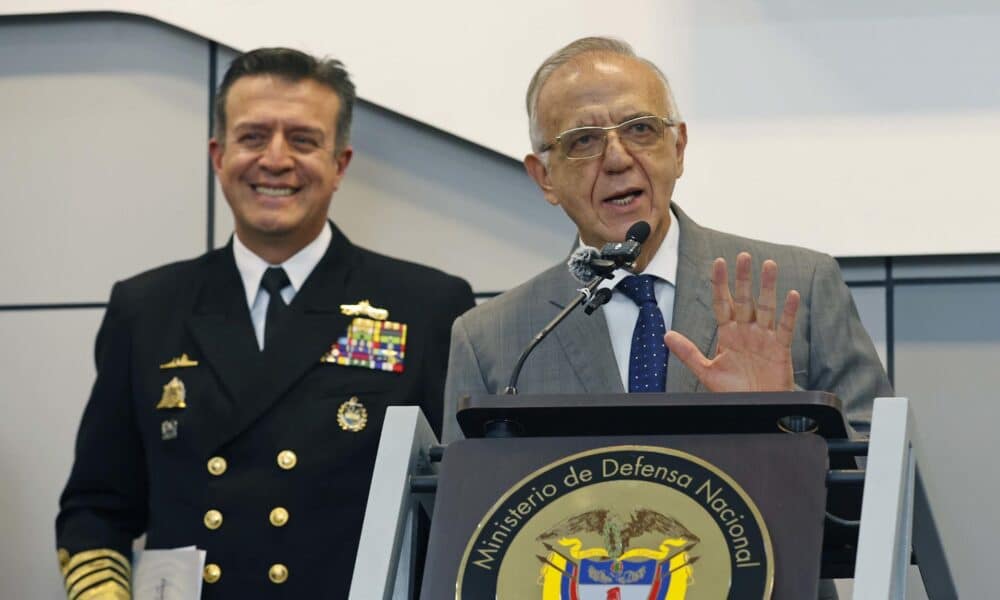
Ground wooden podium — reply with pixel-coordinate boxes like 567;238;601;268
348;393;940;599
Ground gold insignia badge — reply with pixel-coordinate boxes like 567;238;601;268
337;397;368;432
339;300;389;321
159;353;199;369
156;376;187;409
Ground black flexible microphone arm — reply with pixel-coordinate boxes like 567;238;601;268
503;220;651;395
503;276;604;395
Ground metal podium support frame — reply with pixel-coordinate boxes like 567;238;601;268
349;407;437;600
853;397;916;598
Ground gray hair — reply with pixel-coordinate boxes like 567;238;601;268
526;36;682;153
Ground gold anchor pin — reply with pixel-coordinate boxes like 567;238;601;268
159;353;199;369
156;376;187;409
339;300;389;321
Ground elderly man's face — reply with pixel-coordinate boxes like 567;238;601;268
210;75;351;257
525;54;686;251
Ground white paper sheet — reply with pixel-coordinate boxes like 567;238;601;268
132;546;206;600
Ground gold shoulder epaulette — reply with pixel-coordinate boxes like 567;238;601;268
59;547;131;600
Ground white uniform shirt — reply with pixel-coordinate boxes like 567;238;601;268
232;222;332;350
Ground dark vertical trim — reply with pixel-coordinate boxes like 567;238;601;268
885;257;895;386
206;40;218;251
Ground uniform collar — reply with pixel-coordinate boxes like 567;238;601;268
232;221;333;309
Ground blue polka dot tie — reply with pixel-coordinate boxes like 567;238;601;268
617;274;668;392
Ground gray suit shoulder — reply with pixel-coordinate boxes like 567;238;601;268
691;218;838;270
455;262;566;332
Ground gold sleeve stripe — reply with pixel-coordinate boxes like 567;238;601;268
67;570;129;599
69;578;131;600
65;558;129;589
61;548;131;579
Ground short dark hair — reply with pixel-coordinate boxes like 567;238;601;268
214;47;356;151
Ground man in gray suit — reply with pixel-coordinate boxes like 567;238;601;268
442;36;891;443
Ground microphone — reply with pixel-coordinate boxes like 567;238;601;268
566;245;617;283
566;245;600;283
504;221;652;394
599;220;651;271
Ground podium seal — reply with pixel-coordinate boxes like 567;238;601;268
457;445;774;599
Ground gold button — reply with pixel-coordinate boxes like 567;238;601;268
268;563;288;584
269;507;289;527
207;456;227;476
203;509;223;530
277;450;297;470
203;563;221;583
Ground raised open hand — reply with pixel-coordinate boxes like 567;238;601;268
664;252;800;392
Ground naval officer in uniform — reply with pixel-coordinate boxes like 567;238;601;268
56;47;475;598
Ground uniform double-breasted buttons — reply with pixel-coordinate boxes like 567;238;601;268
269;563;288;584
204;563;221;583
277;450;297;470
269;507;289;527
204;509;223;530
207;456;227;476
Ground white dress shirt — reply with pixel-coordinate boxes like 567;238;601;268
232;222;332;350
594;208;681;389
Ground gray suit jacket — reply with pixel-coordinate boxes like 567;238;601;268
443;204;892;442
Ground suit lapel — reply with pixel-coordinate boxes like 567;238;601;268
188;226;358;454
667;205;717;393
184;247;262;456
547;268;624;393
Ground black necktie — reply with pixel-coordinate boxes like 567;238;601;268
260;267;291;350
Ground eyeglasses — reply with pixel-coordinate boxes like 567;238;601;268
540;115;679;160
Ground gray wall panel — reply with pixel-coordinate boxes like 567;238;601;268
0;15;209;304
894;254;1000;279
893;282;1000;598
838;257;887;283
0;309;104;599
849;286;888;370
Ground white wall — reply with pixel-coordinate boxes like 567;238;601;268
4;1;1000;256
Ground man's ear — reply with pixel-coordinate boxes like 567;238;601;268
674;122;688;177
208;138;224;174
524;153;560;206
331;146;353;191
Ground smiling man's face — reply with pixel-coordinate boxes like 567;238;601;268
525;53;686;253
210;75;351;261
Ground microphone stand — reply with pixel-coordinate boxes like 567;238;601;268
503;276;604;395
502;225;646;395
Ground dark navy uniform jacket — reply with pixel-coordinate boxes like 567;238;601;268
56;223;475;598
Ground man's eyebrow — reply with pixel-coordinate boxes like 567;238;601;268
232;122;270;132
567;111;656;129
286;125;325;137
617;111;656;123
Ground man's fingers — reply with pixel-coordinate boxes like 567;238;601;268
732;252;754;323
711;258;733;324
776;290;800;347
756;259;778;329
665;331;711;381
